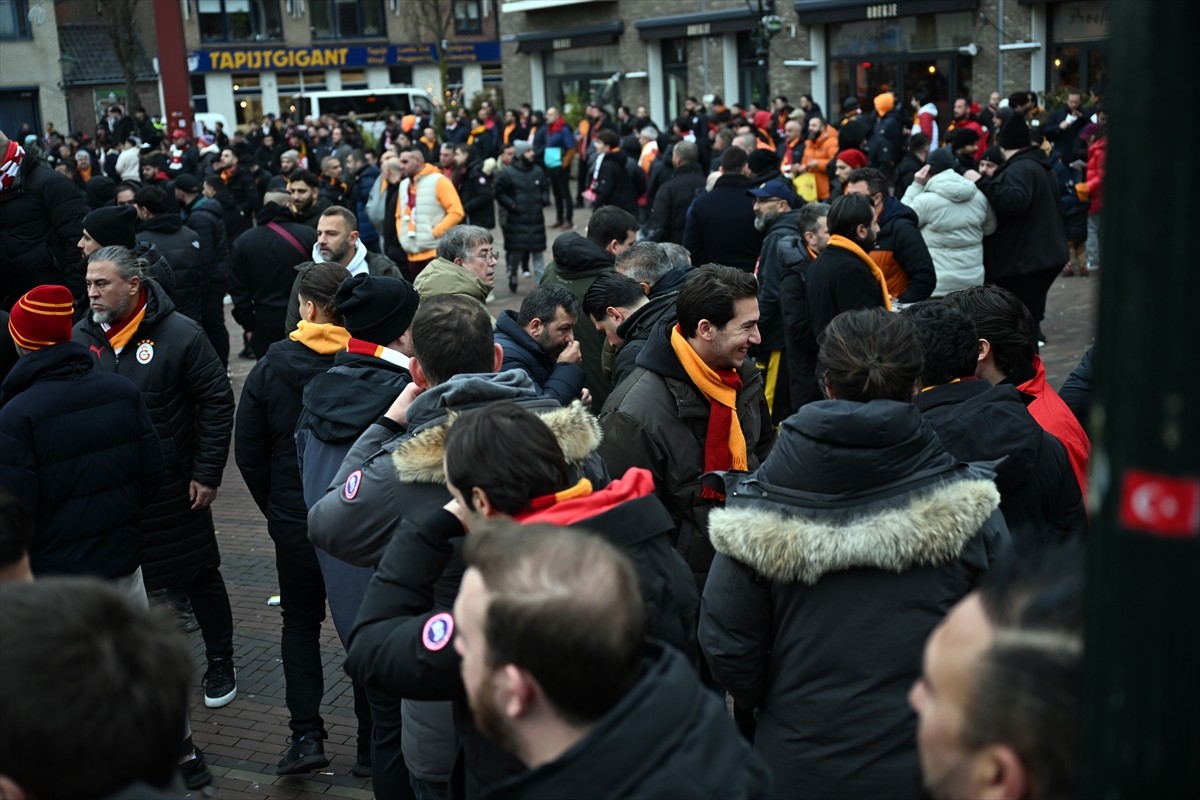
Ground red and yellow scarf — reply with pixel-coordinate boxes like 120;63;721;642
827;234;892;311
103;289;148;353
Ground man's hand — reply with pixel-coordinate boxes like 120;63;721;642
189;481;217;511
964;168;983;183
384;382;425;427
914;164;932;186
579;388;592;407
443;497;472;533
557;340;582;365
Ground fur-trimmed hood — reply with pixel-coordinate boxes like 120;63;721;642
392;399;601;484
709;477;1000;584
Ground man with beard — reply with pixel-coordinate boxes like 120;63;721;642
779;200;831;413
845;166;936;304
493;282;587;407
800;115;840;200
283;206;402;335
946;98;988;161
804;193;889;344
747;178;803;421
215;148;259;217
288;170;329;227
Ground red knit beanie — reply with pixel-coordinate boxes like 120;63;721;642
836;149;868;170
9;285;75;350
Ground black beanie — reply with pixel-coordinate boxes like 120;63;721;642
747;148;780;175
997;115;1031;150
82;204;137;248
335;273;419;345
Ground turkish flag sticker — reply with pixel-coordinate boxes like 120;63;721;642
1118;469;1200;538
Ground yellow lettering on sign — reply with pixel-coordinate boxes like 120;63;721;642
207;52;221;70
334;48;348;66
233;51;247;69
273;50;289;68
218;52;235;70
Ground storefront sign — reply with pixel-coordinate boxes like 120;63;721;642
1054;1;1110;43
865;3;898;19
188;42;501;73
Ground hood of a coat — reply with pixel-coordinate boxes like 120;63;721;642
299;352;411;442
412;257;491;303
616;291;677;343
879;194;919;227
393;391;601;485
254;201;296;225
550;232;615;276
709;474;999;584
924;169;978;203
262;334;343;396
633;317;690;383
648;265;692;298
139;213;184;235
0;341;93;402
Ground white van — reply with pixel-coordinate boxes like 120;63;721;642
305;88;436;123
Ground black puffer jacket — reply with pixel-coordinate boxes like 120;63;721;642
700;400;1011;799
220;165;260;216
0;153;87;306
235;328;343;552
755;208;802;351
682;174;764;272
180;195;233;282
874;195;936;303
0;342;163;579
778;240;822;413
977;146;1069;280
915;380;1086;554
593;149;638;214
494;158;548;252
648;161;705;245
229;203;317;331
137;214;203;323
73;279;234;590
494;309;584;406
611;291;677;389
457;160;495;230
805;241;888;344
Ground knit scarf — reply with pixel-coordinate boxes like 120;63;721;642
0;140;24;192
102;289;148;353
827;234;892;310
220;164;237;183
669;324;747;499
347;337;410;369
77;161;93;184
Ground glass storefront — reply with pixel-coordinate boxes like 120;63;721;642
1050;0;1109;93
662;38;688;123
543;44;621;114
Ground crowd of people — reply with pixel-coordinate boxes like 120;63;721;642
0;83;1102;799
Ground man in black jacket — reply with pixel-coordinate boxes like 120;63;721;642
494;140;548;292
174;173;233;366
590;129;637;215
494;282;586;406
582;269;677;390
134;184;203;324
214;148;259;217
682;147;764;272
445;519;771;799
968;115;1069;345
805;193;888;345
905;300;1086;554
229;193;318;357
845;166;935;304
778;200;830;414
73;244;237;712
0;130;87;307
647;140;704;245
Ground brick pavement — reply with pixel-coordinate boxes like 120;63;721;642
191;212;1096;798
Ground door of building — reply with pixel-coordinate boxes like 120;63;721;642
0;88;40;136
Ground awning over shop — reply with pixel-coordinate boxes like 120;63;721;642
793;0;978;25
514;21;625;53
635;8;757;40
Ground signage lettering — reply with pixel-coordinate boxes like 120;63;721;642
190;42;502;73
866;3;898;19
552;38;571;49
687;23;711;36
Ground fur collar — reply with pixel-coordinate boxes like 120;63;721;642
392;400;601;484
709;478;999;584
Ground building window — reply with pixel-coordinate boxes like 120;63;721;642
310;0;385;39
0;0;31;40
198;0;283;43
389;65;414;86
453;0;482;35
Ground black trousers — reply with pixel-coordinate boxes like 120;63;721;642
201;279;230;367
549;167;573;224
251;306;288;358
992;267;1061;339
179;565;234;659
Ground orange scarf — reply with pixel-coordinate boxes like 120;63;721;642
220;165;236;183
669;325;747;499
103;290;148;353
827;234;892;310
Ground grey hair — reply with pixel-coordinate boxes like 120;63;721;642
735;132;757;151
798;201;831;238
89;245;145;281
437;225;494;262
615;241;672;286
660;242;691;269
639;126;659;140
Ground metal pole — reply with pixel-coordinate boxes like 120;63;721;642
1078;0;1200;796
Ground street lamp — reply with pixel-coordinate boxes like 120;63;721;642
746;0;783;106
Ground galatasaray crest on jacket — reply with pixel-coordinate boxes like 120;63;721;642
422;612;454;651
135;340;155;365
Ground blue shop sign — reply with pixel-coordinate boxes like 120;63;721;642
188;42;501;73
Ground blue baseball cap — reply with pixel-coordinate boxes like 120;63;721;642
747;177;799;205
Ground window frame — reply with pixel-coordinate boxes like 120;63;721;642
310;0;386;40
453;0;483;35
0;0;32;41
197;0;283;44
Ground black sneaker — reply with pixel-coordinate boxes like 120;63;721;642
180;746;213;790
239;343;256;360
508;274;518;293
276;731;329;775
351;740;372;778
202;655;237;708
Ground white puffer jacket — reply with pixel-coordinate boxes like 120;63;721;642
902;170;997;296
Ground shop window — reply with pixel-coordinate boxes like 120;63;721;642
310;0;385;39
198;0;282;43
341;69;369;90
191;75;209;113
453;0;482;35
0;0;30;39
662;38;687;123
543;44;621;111
389;66;414;86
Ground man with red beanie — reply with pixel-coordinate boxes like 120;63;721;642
1;283;163;600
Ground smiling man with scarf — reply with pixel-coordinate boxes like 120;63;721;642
599;264;776;588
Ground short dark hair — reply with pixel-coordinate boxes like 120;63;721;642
845;166;888;197
133;184;170;215
826;193;875;239
288;169;320;189
0;489;32;569
798;201;830;238
582;271;645;321
202;176;225;195
0;578;194;798
943;286;1035;378
586;206;638;248
445;402;570;514
903;300;980;385
818;308;923;402
676;263;758;337
464;519;646;726
614;241;670;286
299;262;352;325
595;129;619;149
453;143;471;155
720;146;748;173
319;204;359;232
411;294;495;385
517;282;579;327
